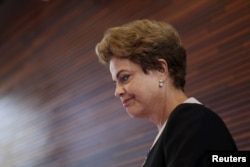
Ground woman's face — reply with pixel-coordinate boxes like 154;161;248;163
109;57;163;118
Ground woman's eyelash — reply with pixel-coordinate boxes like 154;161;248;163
121;75;130;82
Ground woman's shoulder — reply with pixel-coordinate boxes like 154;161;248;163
172;103;214;114
168;103;223;124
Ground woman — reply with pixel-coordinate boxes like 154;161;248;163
95;19;237;167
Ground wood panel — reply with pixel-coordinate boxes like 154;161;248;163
0;0;249;166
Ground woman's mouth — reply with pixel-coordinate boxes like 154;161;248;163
122;97;134;107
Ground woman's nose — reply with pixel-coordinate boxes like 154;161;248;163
114;84;124;97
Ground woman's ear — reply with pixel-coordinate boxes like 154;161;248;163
157;59;169;78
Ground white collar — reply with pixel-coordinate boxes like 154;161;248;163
183;97;202;104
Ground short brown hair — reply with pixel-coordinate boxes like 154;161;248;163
95;19;186;90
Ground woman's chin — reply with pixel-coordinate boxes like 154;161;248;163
126;108;146;118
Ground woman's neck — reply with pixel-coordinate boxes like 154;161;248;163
156;89;187;130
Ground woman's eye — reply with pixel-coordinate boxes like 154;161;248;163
121;75;130;82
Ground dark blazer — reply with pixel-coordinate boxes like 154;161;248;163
143;103;237;167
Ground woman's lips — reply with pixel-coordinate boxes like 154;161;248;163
122;97;133;107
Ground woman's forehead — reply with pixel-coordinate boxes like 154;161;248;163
110;57;141;77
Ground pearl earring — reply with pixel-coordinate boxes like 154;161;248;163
159;80;164;88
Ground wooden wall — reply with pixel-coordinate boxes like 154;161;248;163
0;0;249;166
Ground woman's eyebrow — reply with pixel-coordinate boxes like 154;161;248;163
116;70;126;79
112;70;125;83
